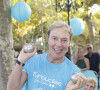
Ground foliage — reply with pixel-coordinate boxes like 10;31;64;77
11;0;100;51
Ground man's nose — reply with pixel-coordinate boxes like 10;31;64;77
56;40;62;46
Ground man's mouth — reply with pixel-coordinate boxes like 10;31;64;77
54;48;62;53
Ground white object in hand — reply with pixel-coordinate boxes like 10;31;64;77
71;75;78;84
24;44;34;53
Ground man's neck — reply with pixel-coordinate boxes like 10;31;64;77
88;52;93;57
47;53;65;64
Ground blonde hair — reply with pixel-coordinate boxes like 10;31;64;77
48;21;73;40
78;47;84;52
86;77;97;88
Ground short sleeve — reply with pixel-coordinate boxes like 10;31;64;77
23;55;37;73
72;64;80;74
65;57;80;74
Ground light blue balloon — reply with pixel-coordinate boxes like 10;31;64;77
11;2;31;22
70;18;85;36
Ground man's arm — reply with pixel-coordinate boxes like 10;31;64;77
97;53;100;74
7;43;37;90
19;71;28;89
7;64;27;90
7;44;37;90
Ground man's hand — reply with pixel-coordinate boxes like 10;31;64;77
18;43;37;63
66;73;87;90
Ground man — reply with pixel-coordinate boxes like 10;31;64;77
85;44;100;73
7;21;86;90
83;77;97;90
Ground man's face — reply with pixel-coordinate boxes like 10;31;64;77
87;45;93;53
84;82;95;90
48;27;70;59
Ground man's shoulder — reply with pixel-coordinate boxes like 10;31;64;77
92;52;100;57
65;57;80;70
25;53;47;64
84;54;88;57
93;52;99;55
36;53;47;59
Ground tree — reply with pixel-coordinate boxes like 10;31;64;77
12;0;58;51
0;0;14;89
11;0;100;53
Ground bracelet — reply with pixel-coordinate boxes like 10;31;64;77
16;60;25;66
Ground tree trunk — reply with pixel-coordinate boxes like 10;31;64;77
0;0;14;90
72;42;78;59
84;15;94;44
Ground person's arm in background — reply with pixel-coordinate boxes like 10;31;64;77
98;53;100;75
80;58;90;71
7;44;37;90
73;58;78;64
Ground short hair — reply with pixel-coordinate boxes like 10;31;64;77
87;44;93;48
47;21;73;40
86;77;97;88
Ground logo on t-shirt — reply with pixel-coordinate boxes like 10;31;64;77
33;72;62;88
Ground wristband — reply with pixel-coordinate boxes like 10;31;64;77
16;60;25;66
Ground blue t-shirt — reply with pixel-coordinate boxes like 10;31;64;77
23;53;80;90
85;52;100;73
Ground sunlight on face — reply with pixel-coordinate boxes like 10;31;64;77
77;49;84;57
48;27;70;59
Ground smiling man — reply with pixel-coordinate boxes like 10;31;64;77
85;44;100;74
7;21;86;90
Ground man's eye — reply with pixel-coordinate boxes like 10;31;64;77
63;39;68;42
53;38;56;40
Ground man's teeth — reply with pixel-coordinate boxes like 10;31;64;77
55;49;62;52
